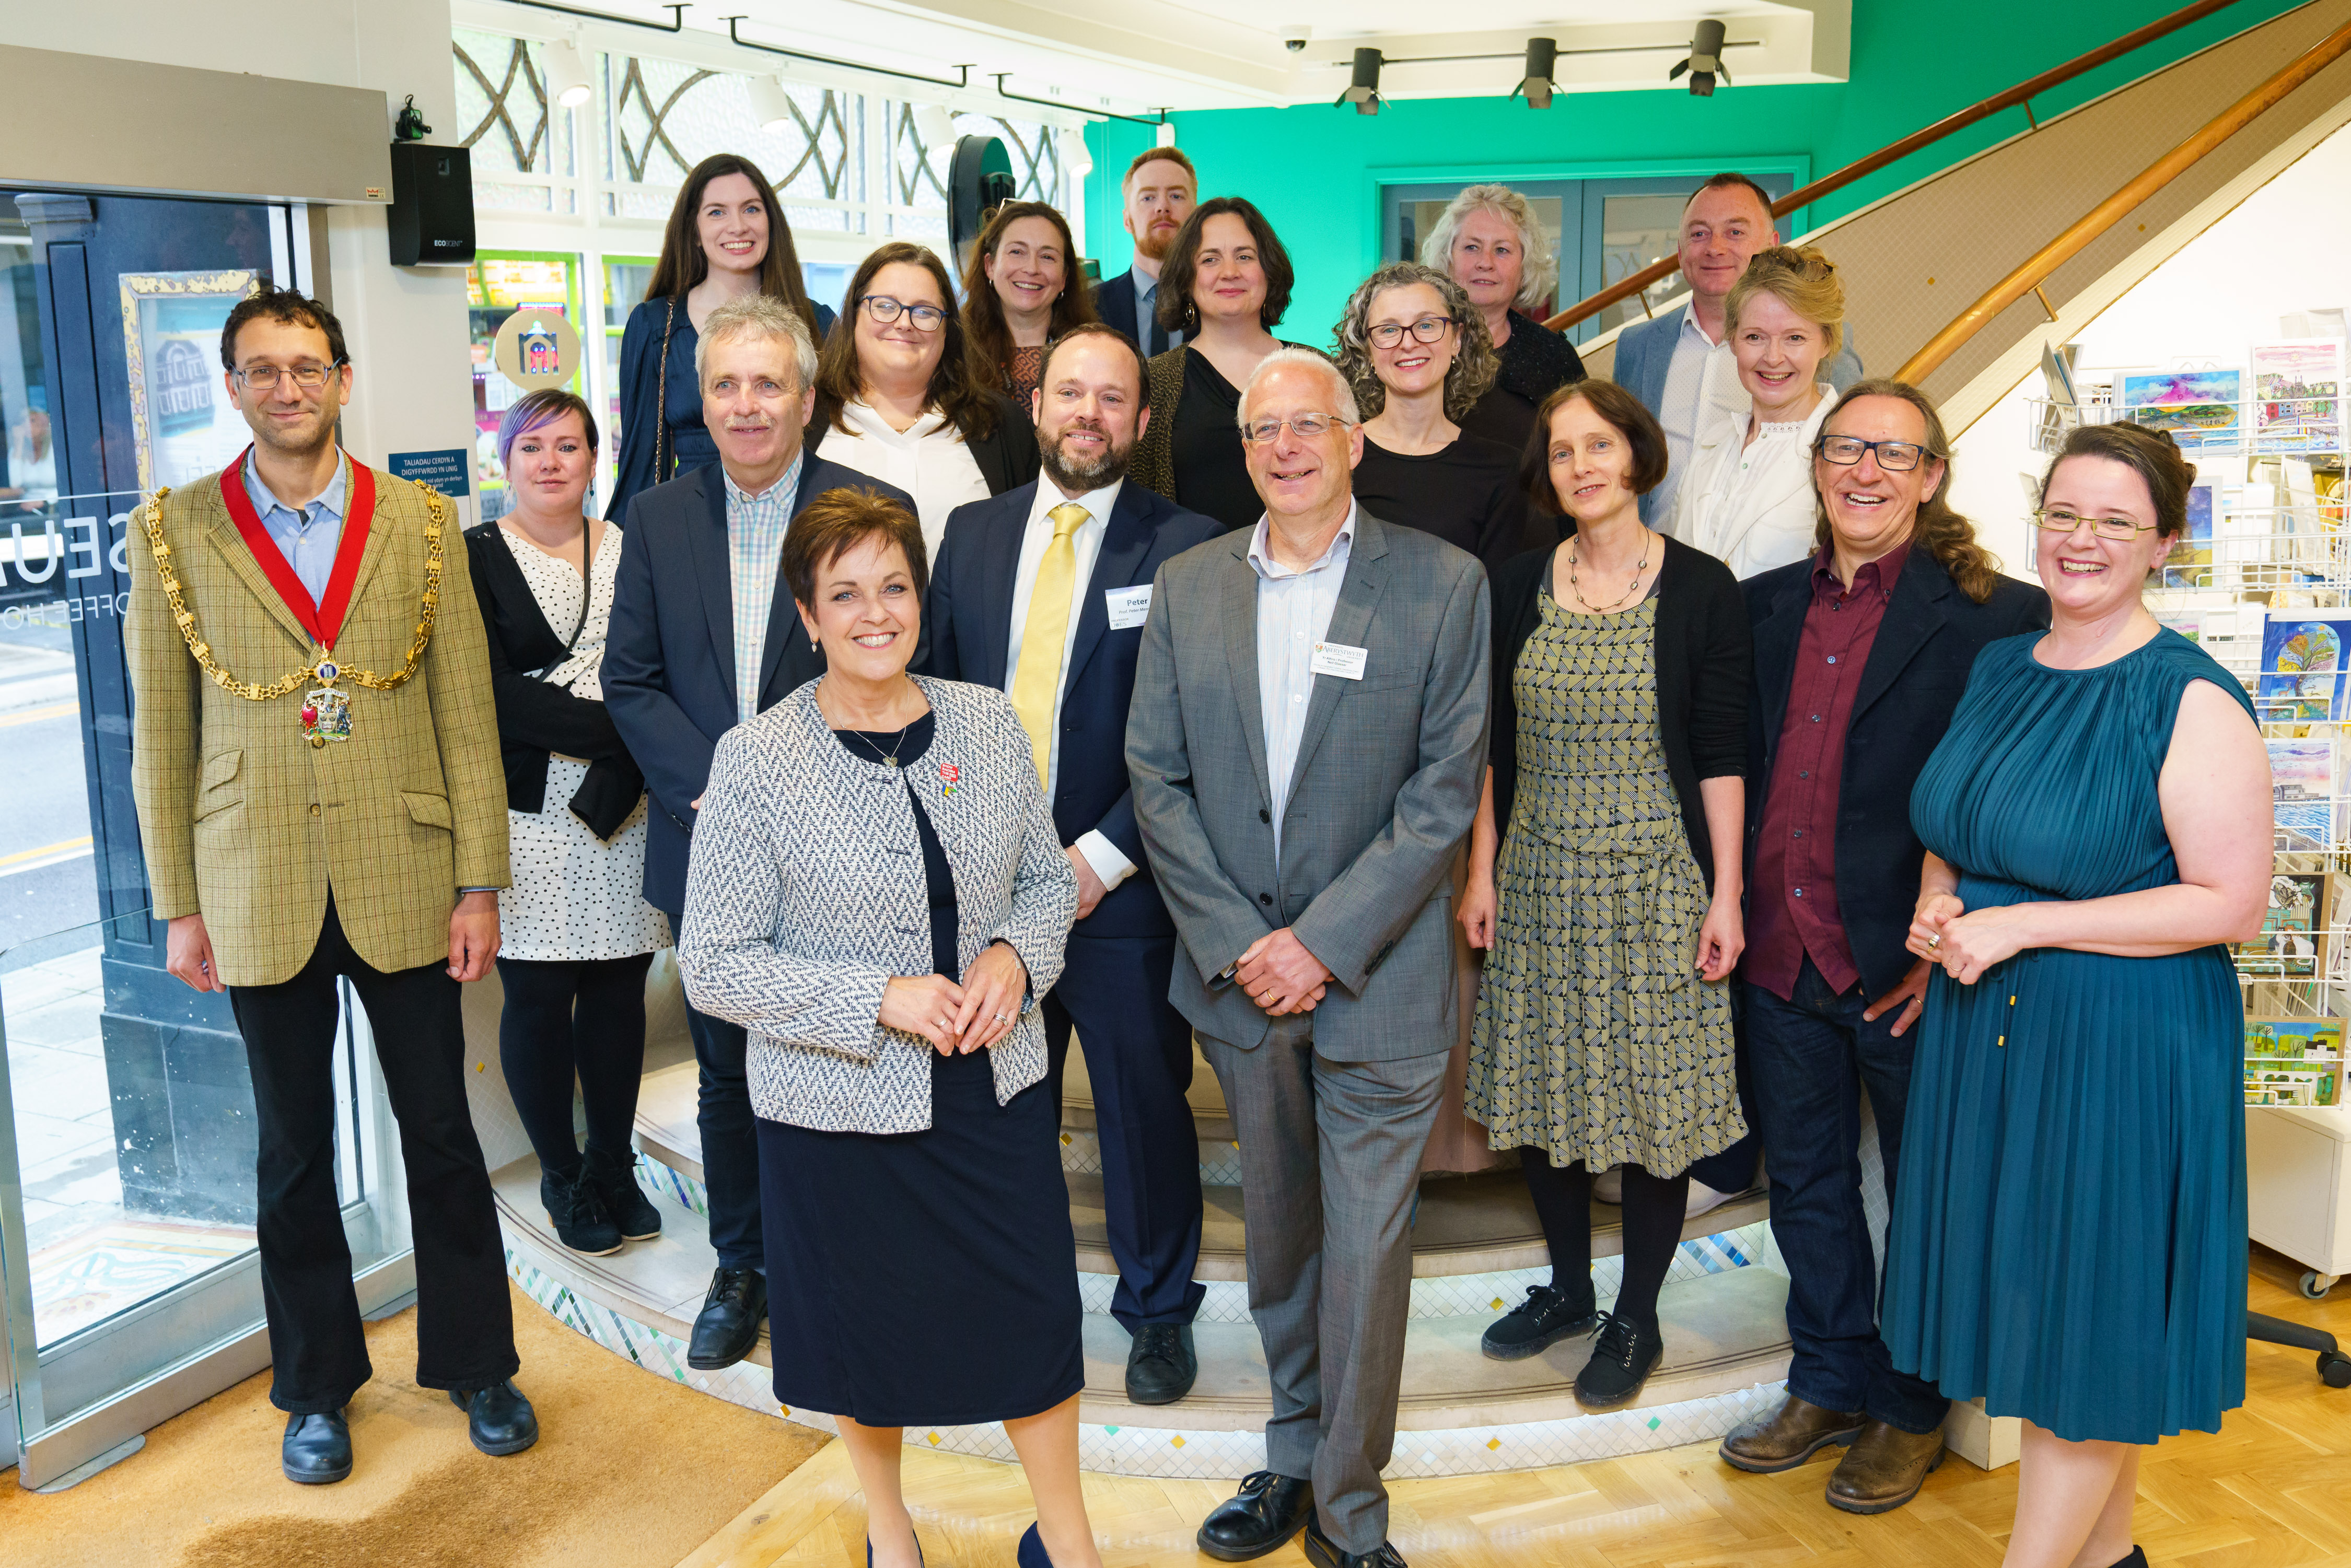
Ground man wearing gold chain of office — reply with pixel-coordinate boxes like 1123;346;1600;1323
125;285;533;1488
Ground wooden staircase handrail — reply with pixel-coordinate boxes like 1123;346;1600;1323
1542;0;2250;334
1897;13;2351;384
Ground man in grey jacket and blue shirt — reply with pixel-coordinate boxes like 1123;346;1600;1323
1127;348;1490;1568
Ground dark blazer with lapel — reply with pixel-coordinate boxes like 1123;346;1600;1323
1742;547;2051;998
926;479;1220;940
1093;271;1143;347
603;456;916;918
804;389;1041;498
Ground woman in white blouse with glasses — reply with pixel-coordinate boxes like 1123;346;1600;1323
1669;245;1846;580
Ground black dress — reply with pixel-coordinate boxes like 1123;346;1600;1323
754;714;1084;1426
1458;310;1588;457
1353;433;1549;571
1171;347;1262;532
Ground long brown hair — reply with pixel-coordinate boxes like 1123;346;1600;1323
1812;378;2004;604
645;154;821;344
814;241;998;440
960;202;1095;388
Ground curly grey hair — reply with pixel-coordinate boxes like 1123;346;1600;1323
1417;183;1558;314
1331;262;1497;424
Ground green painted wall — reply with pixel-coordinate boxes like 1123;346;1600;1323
1081;0;2309;345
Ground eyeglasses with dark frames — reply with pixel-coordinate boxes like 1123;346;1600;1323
1814;434;1930;472
859;295;949;332
1366;315;1455;349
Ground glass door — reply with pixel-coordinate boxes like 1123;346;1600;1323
469;251;587;522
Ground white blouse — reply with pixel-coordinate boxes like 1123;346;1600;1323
817;401;991;561
1669;385;1836;581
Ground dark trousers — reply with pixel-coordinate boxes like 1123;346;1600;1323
227;898;518;1414
494;951;657;1177
1041;933;1204;1331
1745;957;1949;1433
686;1001;763;1270
1687;989;1760;1195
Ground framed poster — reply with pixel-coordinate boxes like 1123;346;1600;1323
120;268;262;493
2250;338;2344;454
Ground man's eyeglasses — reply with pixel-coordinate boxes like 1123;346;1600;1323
860;295;949;332
233;362;344;392
1814;434;1929;472
1241;413;1352;444
2030;507;2159;542
1366;316;1454;349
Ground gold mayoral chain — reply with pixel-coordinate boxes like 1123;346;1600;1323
136;483;447;747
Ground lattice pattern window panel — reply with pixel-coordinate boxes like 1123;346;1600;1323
887;102;1065;238
607;55;862;230
452;30;578;214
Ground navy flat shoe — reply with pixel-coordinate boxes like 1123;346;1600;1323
1018;1523;1053;1567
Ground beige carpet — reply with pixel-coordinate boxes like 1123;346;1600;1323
0;1281;827;1568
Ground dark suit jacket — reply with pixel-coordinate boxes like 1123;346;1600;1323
603;456;916;918
926;481;1220;940
1093;270;1143;347
805;389;1040;498
1743;547;2051;998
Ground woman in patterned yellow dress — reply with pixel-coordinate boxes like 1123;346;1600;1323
1461;380;1753;1408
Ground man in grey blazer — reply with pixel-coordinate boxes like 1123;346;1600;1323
1127;348;1489;1568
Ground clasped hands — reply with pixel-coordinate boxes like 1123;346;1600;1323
1905;890;2032;987
878;940;1030;1055
1235;927;1331;1016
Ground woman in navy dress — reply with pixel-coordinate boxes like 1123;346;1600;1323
1884;423;2270;1568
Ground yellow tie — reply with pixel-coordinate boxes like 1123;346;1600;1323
1011;502;1088;785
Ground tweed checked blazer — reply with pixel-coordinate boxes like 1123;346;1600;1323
126;461;509;987
1126;508;1491;1059
678;676;1079;1134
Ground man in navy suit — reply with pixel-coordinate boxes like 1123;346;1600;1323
1091;146;1197;359
929;322;1220;1404
604;294;914;1373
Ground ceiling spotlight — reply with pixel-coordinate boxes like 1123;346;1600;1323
746;74;795;134
1336;48;1383;115
1058;127;1093;181
1670;19;1730;97
1516;37;1559;109
914;102;957;151
542;37;593;110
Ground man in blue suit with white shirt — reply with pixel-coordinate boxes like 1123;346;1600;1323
928;321;1220;1405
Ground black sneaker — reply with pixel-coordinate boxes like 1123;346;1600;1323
585;1145;662;1241
1480;1284;1597;1361
541;1165;622;1256
1573;1312;1663;1410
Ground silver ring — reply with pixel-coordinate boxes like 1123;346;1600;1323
933;1017;948;1029
993;1012;1011;1024
1926;934;1941;949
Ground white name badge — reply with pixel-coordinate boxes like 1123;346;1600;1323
1310;641;1368;681
1104;584;1153;630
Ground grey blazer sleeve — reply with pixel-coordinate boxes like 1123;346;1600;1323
1289;556;1493;993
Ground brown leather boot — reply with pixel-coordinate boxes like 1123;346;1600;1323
1718;1394;1865;1473
1825;1418;1946;1514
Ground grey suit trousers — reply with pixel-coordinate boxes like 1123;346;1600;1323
1200;1027;1449;1555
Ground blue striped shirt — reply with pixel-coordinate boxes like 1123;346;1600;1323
723;458;802;726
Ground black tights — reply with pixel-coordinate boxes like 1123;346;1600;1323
496;953;656;1178
1518;1149;1689;1333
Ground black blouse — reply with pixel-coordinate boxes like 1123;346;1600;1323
1353;433;1547;571
1458;310;1588;458
1171;348;1262;532
834;713;958;977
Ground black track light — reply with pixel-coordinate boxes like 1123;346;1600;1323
1516;37;1559;109
1336;47;1383;114
1670;19;1730;97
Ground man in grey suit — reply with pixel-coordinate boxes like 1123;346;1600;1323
1127;348;1489;1568
1614;172;1865;527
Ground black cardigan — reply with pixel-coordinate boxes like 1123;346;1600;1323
1459;310;1589;457
804;388;1040;496
1489;533;1752;890
463;522;647;842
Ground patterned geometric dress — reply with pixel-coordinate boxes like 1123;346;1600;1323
1468;582;1746;1174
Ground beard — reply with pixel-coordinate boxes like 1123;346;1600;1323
1133;219;1180;263
248;404;337;460
1040;423;1132;492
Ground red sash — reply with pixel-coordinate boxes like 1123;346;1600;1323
216;446;376;650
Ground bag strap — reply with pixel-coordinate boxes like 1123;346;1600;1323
653;293;677;485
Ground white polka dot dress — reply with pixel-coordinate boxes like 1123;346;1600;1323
497;524;672;962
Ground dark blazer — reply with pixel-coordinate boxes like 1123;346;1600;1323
603;455;916;918
1491;533;1751;889
927;481;1221;941
1742;547;2051;997
462;521;645;840
1458;310;1588;456
804;388;1040;498
1093;270;1144;346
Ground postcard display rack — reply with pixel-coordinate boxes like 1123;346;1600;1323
2035;338;2351;1295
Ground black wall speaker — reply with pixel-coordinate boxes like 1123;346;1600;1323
387;143;476;267
947;135;1016;277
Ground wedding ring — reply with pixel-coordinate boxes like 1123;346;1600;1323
1926;934;1941;949
993;1012;1011;1024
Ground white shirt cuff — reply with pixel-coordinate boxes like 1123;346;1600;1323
1075;830;1137;892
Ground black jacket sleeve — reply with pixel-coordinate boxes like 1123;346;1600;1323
1686;551;1753;781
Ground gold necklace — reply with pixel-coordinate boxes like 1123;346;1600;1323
1565;527;1651;613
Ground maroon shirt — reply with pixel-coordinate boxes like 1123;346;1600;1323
1745;541;1911;1002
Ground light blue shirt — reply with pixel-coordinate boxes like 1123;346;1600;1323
1132;272;1185;355
241;449;348;607
1246;504;1356;864
723;455;803;726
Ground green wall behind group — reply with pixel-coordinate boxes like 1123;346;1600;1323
1080;0;2308;346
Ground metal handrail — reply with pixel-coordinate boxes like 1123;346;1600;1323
1542;0;2249;333
1898;14;2351;384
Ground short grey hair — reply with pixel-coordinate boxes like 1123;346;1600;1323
1418;183;1558;314
1236;347;1360;430
695;294;818;390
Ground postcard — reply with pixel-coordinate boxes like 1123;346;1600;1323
2240;871;2326;975
2267;737;2335;850
2251;339;2343;453
2257;618;2351;722
2123;369;2242;450
2159;478;2216;587
2245;1019;2345;1108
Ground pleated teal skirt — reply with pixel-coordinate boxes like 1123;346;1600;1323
1883;630;2249;1444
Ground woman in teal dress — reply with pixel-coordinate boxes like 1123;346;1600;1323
1884;423;2271;1568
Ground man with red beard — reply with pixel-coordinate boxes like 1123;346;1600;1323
1093;147;1197;359
927;322;1220;1404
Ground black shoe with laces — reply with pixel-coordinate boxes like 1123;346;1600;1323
1126;1322;1197;1404
1480;1283;1597;1361
687;1265;767;1370
1574;1312;1664;1410
584;1144;662;1241
541;1165;621;1256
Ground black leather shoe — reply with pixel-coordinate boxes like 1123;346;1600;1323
281;1409;351;1484
448;1378;539;1456
1125;1322;1197;1405
687;1266;766;1371
1196;1470;1313;1561
1302;1517;1409;1568
584;1145;662;1241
